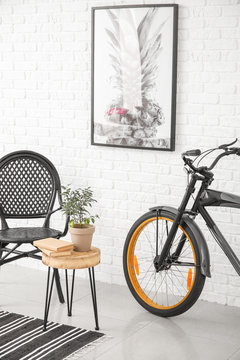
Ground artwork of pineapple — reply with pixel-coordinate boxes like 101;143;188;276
95;8;170;148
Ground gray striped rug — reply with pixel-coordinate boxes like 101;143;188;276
0;311;104;360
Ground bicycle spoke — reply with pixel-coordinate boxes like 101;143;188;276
142;271;156;293
170;269;188;294
165;271;183;302
151;271;167;301
165;270;169;306
142;228;155;256
138;262;155;286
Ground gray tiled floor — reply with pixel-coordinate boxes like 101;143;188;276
1;264;240;360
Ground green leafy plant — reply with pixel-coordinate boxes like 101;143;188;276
61;185;99;228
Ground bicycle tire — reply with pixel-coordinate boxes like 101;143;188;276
123;210;206;317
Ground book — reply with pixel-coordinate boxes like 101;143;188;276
38;247;72;257
33;238;74;252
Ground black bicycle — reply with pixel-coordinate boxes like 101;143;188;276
123;139;240;317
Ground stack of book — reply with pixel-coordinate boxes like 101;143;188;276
33;238;74;257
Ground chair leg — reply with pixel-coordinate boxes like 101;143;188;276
43;267;55;331
65;269;75;316
0;242;3;259
0;242;7;270
54;268;65;304
88;267;99;331
0;242;3;268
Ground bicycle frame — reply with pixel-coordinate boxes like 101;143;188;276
156;173;240;276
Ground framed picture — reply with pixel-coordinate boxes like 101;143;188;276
91;4;178;151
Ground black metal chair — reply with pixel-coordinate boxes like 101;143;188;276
0;150;69;303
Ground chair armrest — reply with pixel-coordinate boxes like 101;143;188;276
49;207;62;216
55;189;70;237
43;207;61;228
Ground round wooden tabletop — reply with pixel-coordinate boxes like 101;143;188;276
42;246;101;269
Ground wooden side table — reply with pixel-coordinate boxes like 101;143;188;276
41;246;100;331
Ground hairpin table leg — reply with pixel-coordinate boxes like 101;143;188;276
65;269;75;316
88;267;99;330
43;267;55;331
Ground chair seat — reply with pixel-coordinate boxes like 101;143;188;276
0;227;62;243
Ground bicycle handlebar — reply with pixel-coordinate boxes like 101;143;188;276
218;138;238;150
182;140;240;177
207;147;240;170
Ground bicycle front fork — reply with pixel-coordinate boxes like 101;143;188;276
154;175;197;271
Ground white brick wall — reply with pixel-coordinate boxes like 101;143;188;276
0;0;240;306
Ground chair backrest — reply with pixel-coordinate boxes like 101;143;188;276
0;151;61;220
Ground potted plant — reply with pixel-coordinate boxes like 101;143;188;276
61;185;99;252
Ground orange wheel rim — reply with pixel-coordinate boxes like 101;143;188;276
127;217;197;310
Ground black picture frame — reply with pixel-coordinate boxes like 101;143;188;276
91;4;178;151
